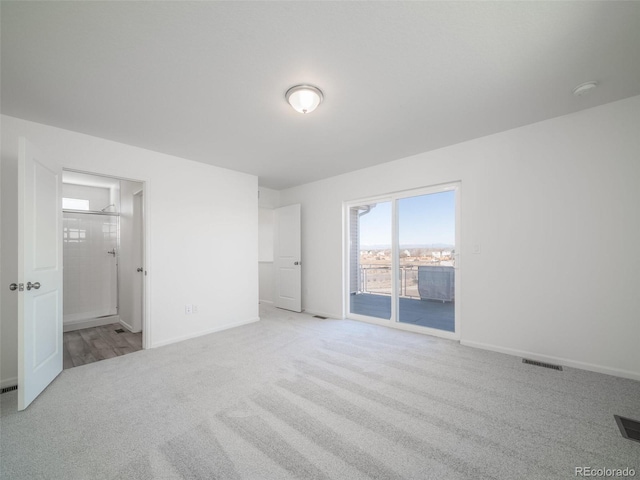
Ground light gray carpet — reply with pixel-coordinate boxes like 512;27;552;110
1;305;638;479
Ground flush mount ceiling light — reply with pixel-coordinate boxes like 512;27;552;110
285;85;323;114
573;81;598;96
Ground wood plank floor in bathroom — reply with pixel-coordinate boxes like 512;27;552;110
63;323;142;369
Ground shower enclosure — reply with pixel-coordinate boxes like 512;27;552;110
62;211;119;323
62;173;121;329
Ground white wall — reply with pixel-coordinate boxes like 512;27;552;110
279;96;640;380
259;187;280;209
258;209;275;262
258;208;275;304
1;115;259;387
257;187;280;304
109;182;120;213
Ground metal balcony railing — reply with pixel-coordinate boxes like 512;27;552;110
359;263;456;300
358;264;423;299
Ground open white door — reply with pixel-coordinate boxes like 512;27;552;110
131;190;144;333
274;204;301;312
17;138;63;410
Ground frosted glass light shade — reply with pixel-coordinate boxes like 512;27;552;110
286;85;323;114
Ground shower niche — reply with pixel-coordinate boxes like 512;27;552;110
62;171;144;334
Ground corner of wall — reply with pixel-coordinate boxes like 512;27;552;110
259;187;281;209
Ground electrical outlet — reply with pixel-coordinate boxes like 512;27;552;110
192;305;198;314
472;244;481;254
185;304;192;314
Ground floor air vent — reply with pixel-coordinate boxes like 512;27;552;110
114;328;125;333
614;415;640;443
522;358;563;371
1;385;18;394
313;315;328;319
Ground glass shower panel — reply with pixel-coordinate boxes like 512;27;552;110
63;212;118;323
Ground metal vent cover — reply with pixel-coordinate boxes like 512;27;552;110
614;415;640;443
1;385;18;394
114;328;125;333
313;315;328;319
522;358;563;371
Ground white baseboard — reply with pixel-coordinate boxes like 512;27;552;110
119;318;133;331
118;318;140;333
63;315;120;332
151;317;260;349
460;339;640;382
0;376;18;390
259;299;274;305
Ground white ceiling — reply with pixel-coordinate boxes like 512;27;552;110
2;1;640;189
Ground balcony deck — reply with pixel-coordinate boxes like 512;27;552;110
350;293;454;332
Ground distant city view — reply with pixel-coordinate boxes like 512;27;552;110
359;246;454;266
357;246;455;298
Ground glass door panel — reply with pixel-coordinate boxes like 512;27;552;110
397;191;455;331
63;212;118;323
349;201;392;320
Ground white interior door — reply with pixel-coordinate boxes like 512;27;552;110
274;204;301;312
18;137;63;410
131;190;144;333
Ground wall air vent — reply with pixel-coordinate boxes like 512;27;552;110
614;415;640;443
313;315;328;319
522;358;563;371
1;385;18;394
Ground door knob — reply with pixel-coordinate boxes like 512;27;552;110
26;282;41;291
137;267;143;272
294;261;300;265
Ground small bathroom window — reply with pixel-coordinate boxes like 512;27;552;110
62;197;90;210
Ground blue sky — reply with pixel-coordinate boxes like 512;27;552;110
358;191;455;247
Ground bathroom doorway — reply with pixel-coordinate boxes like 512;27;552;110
61;170;146;368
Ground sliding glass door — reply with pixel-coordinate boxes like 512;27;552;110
346;184;459;338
